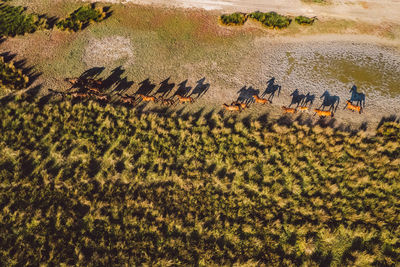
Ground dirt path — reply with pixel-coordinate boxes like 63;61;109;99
88;0;400;24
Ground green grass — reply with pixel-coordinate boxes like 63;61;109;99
56;4;107;32
219;12;247;26
0;97;399;265
249;11;292;29
0;3;47;37
0;56;29;96
295;15;316;25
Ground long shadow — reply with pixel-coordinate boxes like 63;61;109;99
135;78;156;96
261;77;281;103
113;77;134;94
303;92;315;107
79;67;105;80
189;77;210;99
237;86;259;104
377;115;399;129
349;85;366;107
154;77;175;97
1;52;42;87
102;66;125;91
173;80;192;97
288;89;305;108
319;90;340;112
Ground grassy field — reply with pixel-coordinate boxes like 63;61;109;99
0;95;399;265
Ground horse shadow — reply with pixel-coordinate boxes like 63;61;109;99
189;77;210;99
113;77;134;94
173;80;192;97
288;89;306;108
349;85;366;107
135;78;156;95
319;90;340;112
261;77;281;103
154;77;175;97
102;66;125;90
303;92;315;107
79;67;105;80
237;86;259;104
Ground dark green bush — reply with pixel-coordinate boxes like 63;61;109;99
295;15;316;25
0;57;29;91
219;12;247;26
249;11;292;29
0;3;47;37
56;4;106;32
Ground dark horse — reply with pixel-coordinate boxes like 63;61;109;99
349;85;365;107
319;90;340;112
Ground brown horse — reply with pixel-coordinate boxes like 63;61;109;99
299;106;309;112
253;95;269;104
176;94;194;103
69;92;89;99
231;101;248;110
118;94;136;105
345;101;362;114
222;103;241;112
314;109;333;117
94;94;109;102
282;106;297;114
138;94;157;102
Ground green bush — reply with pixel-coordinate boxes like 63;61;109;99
0;57;29;91
295;15;316;25
0;97;399;265
219;12;247;26
0;3;47;37
249;11;292;29
56;4;106;32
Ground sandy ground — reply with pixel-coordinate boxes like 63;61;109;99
86;0;400;24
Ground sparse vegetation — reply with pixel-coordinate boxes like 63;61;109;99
219;12;247;26
0;3;47;37
295;15;316;25
0;97;399;265
56;4;107;32
0;57;29;94
249;11;292;29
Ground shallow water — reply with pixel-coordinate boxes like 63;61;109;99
265;42;400;98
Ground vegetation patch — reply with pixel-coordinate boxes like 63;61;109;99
0;3;47;37
56;4;108;32
249;11;292;29
219;12;247;26
0;97;399;265
295;15;316;25
0;57;29;93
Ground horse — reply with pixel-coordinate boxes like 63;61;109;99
137;94;157;102
93;94;109;102
118;94;136;105
68;92;89;99
345;100;362;114
314;109;333;117
282;106;297;114
349;85;365;107
299;106;309;112
231;101;249;110
176;94;194;103
319;91;340;112
158;97;176;106
222;104;241;112
253;95;269;104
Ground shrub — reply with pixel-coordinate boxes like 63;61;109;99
295;15;316;25
249;11;292;29
219;12;247;26
56;4;106;32
0;3;47;37
0;56;29;91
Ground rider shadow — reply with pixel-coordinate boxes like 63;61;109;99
154;77;175;97
135;78;156;95
189;77;210;99
173;80;192;97
237;86;259;104
288;89;306;108
303;93;315;107
319;90;340;112
349;85;366;107
261;77;281;103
